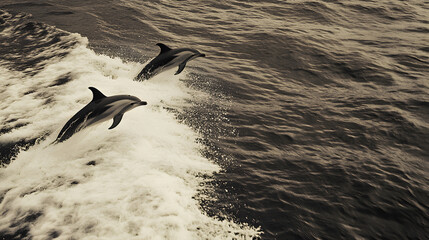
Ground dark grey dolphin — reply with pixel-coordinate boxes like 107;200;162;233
134;43;206;81
54;87;147;143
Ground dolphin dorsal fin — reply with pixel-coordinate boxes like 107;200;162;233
89;87;107;102
156;43;172;54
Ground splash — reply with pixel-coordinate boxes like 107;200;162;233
0;14;260;239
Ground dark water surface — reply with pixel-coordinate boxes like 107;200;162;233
1;0;428;239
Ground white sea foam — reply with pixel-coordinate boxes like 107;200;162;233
0;35;260;239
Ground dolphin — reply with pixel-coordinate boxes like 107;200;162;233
134;43;206;81
54;87;147;143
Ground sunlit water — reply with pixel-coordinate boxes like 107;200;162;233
1;1;428;239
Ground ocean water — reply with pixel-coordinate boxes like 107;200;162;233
0;1;428;239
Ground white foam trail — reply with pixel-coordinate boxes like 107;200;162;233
0;35;260;239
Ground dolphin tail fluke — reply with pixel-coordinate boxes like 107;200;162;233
109;113;123;129
175;62;187;75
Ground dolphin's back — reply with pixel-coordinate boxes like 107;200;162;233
135;54;178;80
55;104;93;143
54;88;146;143
134;43;205;81
55;87;106;143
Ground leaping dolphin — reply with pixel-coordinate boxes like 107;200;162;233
134;43;206;81
54;87;147;143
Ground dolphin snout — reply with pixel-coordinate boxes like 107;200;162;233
200;53;206;57
139;101;147;106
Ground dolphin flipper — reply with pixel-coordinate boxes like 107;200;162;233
175;62;187;75
109;113;123;129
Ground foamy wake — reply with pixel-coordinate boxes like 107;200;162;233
0;34;260;239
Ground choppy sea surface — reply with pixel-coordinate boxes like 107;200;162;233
1;1;428;239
